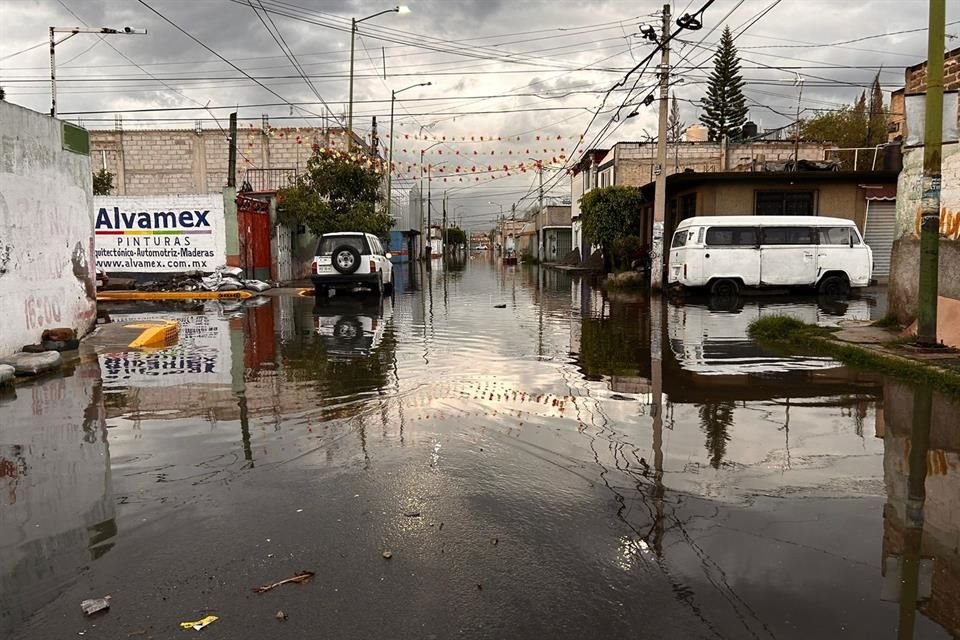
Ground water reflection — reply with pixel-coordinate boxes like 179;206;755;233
0;357;112;637
881;383;960;638
5;262;960;639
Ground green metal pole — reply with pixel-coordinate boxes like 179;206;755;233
917;0;945;345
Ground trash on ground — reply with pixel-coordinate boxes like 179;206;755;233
80;596;111;616
127;265;272;294
179;615;218;631
41;338;80;352
0;351;63;375
382;550;393;560
244;279;271;292
275;610;287;622
42;327;77;342
253;570;316;594
493;304;507;308
491;538;498;546
0;364;15;386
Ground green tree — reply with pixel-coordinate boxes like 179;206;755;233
866;73;886;146
699;26;749;141
579;185;645;272
278;147;392;238
668;92;685;142
92;168;114;195
444;226;467;246
801;84;886;169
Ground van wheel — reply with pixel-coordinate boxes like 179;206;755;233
710;278;740;297
818;274;850;297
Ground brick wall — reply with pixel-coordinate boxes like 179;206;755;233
904;47;960;94
89;127;356;196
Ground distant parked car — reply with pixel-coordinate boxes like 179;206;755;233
668;216;872;297
311;232;394;298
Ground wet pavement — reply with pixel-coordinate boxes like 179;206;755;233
2;257;958;639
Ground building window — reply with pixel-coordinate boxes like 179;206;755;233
583;169;591;192
754;190;815;216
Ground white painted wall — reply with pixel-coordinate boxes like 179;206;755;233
0;103;96;357
93;194;227;273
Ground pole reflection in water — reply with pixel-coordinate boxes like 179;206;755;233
901;387;933;640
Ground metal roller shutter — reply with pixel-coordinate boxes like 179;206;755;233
864;200;896;278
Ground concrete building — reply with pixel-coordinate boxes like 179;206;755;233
570;138;835;262
0;102;97;356
89;125;358;195
887;45;960;143
888;49;960;323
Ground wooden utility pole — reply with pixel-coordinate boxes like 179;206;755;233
227;112;238;188
442;191;448;262
917;0;945;345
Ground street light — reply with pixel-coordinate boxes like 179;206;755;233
387;81;431;220
348;5;410;151
49;26;146;117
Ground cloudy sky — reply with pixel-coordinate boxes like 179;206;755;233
2;0;957;225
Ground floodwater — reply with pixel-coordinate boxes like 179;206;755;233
2;258;958;639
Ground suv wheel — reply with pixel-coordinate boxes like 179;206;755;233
332;245;361;275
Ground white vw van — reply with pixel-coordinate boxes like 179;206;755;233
667;216;872;296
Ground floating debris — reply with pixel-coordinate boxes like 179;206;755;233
253;570;316;594
80;596;111;616
382;550;393;560
179;615;218;631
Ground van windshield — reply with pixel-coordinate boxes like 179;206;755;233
317;235;366;256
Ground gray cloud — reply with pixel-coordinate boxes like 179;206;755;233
2;0;957;225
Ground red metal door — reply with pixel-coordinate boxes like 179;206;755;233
237;194;272;281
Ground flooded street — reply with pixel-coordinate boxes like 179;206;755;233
3;258;958;639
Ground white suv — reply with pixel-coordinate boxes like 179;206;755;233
311;232;394;298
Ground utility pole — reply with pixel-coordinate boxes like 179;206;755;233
792;74;804;171
538;162;545;261
427;163;432;258
49;26;146;117
651;3;671;290
442;191;448;262
917;0;945;346
227;112;238;188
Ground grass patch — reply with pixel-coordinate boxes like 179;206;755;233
747;316;960;397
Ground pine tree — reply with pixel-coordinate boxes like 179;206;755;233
866;73;886;146
699;26;749;141
668;93;685;142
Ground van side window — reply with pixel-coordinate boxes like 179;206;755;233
762;227;814;245
671;230;689;248
697;227;705;244
705;227;758;246
818;227;852;245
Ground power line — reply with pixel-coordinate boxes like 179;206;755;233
247;0;338;123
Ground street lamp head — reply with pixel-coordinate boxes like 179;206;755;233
397;5;411;14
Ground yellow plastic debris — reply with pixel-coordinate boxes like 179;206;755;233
127;321;180;349
179;615;218;631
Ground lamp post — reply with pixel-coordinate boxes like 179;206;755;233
49;26;146;117
387;81;430;221
348;5;410;151
421;141;443;258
